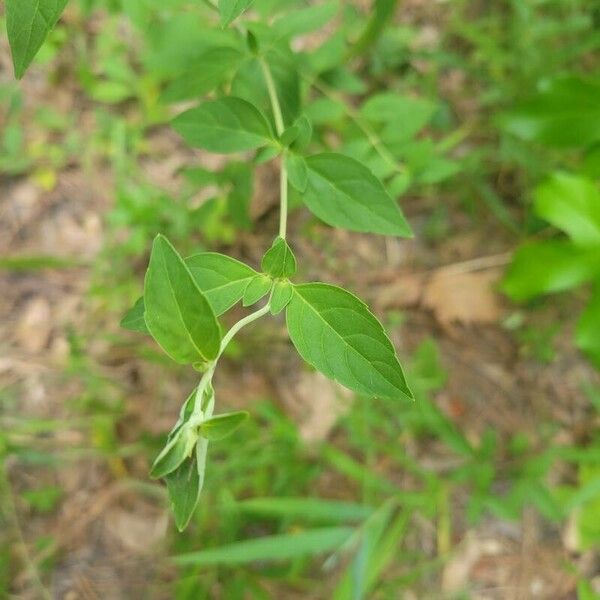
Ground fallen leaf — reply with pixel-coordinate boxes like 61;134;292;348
105;507;168;554
422;268;503;326
15;297;52;353
278;372;351;444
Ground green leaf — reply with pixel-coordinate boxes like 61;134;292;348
261;237;297;278
237;497;373;524
129;253;257;335
231;41;300;126
290;114;312;151
219;0;254;27
120;297;149;333
243;275;272;307
576;285;600;368
173;526;354;566
270;281;294;315
272;1;339;38
144;235;221;365
186;253;258;315
500;77;600;148
286;283;413;400
172;97;273;153
199;411;249;441
165;439;208;531
287;154;308;193
304;153;412;237
502;241;600;302
280;125;300;147
162;47;244;103
361;93;436;142
6;0;69;79
534;173;600;247
150;424;197;479
223;162;254;230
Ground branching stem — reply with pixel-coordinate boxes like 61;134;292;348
193;300;271;419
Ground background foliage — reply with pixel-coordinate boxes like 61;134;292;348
1;0;600;598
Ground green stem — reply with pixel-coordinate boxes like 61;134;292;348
305;72;407;176
279;158;288;239
260;59;285;136
218;300;271;356
192;300;272;419
260;58;289;239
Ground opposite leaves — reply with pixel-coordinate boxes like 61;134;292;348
172;97;273;153
286;283;413;401
122;253;257;335
302;153;413;237
144;235;221;365
6;0;69;79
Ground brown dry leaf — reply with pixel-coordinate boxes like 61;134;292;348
422;268;503;326
105;507;168;555
278;372;351;444
375;272;427;310
14;297;53;353
442;532;502;594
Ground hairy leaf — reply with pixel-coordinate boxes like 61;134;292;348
286;283;413;400
6;0;68;79
144;235;221;364
172;97;273;153
304;153;412;237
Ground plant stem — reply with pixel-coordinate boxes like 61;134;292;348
303;71;407;176
279;158;288;239
260;58;289;239
218;300;271;357
260;59;284;136
192;300;272;418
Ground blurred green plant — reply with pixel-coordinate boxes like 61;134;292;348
501;76;600;367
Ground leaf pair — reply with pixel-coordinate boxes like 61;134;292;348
153;386;248;531
173;97;412;238
125;234;413;403
121;243;259;346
